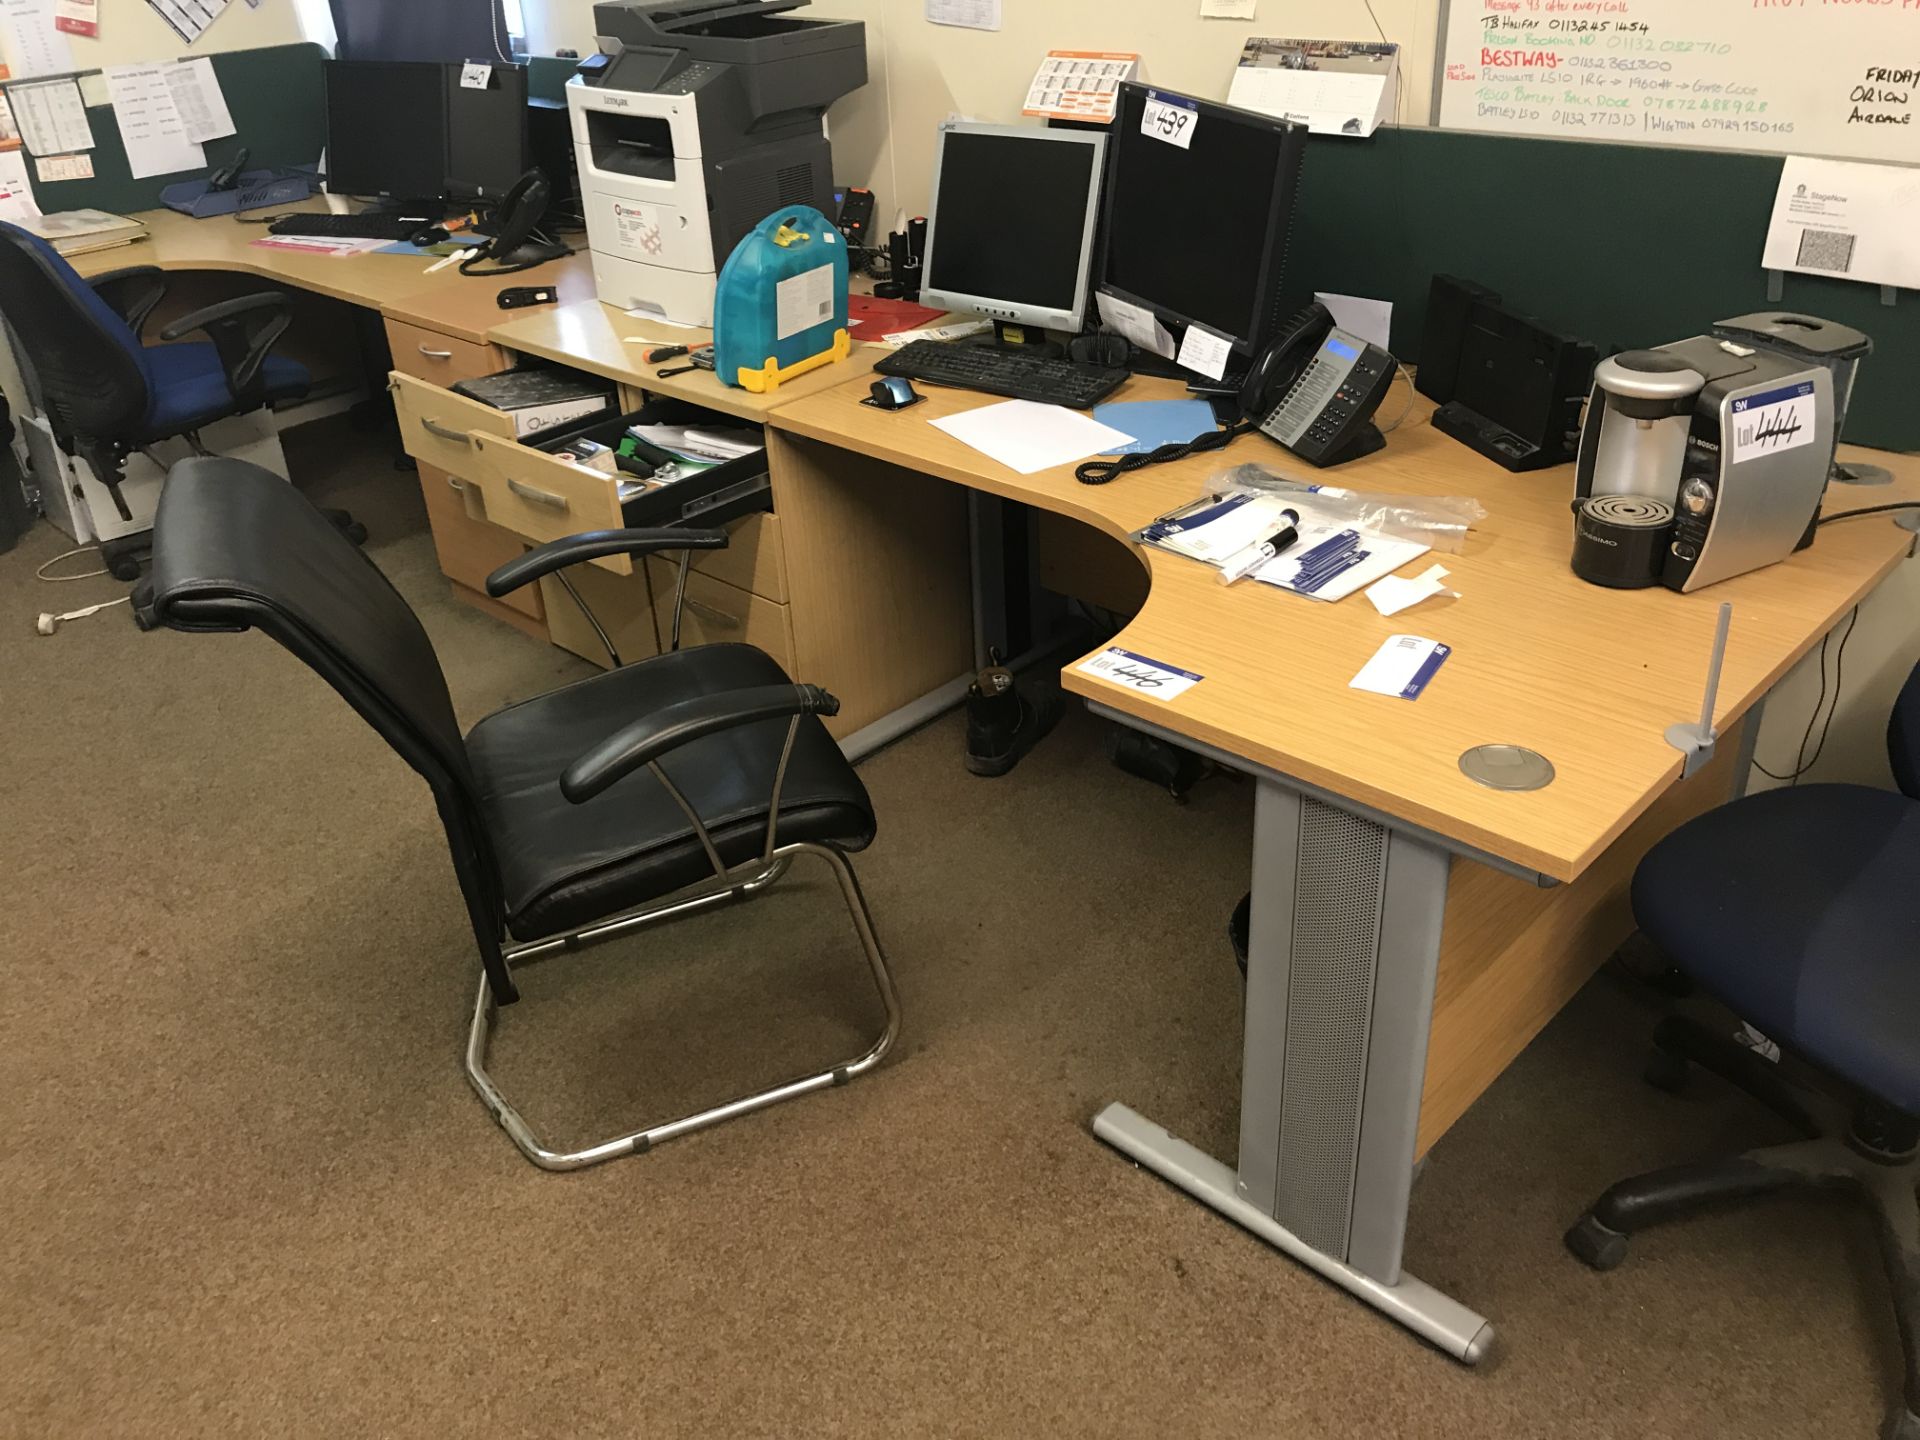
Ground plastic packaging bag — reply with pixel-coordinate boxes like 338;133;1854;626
1211;462;1487;555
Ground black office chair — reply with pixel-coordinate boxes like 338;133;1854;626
0;220;351;584
1566;661;1920;1440
147;457;900;1171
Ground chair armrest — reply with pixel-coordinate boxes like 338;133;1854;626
88;265;167;337
484;527;728;598
157;292;294;406
561;683;841;804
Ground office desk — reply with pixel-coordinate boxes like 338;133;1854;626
489;296;893;423
768;369;1920;1359
64;201;592;341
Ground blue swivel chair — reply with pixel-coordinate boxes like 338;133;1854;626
0;219;338;583
1567;660;1920;1440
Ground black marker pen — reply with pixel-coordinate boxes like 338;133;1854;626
1220;508;1302;584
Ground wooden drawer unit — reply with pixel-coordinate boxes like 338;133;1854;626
386;319;501;383
471;430;630;569
647;559;795;673
418;461;543;624
691;511;787;603
541;561;662;667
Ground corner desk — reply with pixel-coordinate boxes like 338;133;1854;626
66;206;1920;1358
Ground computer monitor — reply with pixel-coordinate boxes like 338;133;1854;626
446;62;532;202
1097;84;1306;359
324;60;449;203
919;123;1106;335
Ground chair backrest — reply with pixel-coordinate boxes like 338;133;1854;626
149;457;510;975
0;221;151;446
1890;660;1920;802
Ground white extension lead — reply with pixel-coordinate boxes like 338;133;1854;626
33;545;130;635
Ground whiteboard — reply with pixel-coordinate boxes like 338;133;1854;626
1435;1;1920;162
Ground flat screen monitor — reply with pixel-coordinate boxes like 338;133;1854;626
1097;84;1305;358
920;124;1106;334
324;60;449;201
446;62;531;201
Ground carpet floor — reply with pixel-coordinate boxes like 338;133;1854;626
0;418;1899;1438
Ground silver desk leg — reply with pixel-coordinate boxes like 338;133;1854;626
1094;776;1495;1364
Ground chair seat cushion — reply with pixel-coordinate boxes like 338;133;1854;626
466;643;876;942
1633;784;1920;1113
140;342;311;438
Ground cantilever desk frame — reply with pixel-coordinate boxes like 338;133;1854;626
74;206;1920;1362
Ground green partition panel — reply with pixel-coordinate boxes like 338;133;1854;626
1282;127;1915;452
15;42;327;218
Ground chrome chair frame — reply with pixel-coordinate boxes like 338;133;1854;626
463;717;902;1172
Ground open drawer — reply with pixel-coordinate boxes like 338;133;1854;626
389;370;519;476
473;400;771;576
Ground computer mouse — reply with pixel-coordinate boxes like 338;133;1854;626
864;376;923;411
410;225;450;247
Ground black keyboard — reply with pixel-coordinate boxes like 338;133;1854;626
267;213;428;241
876;340;1129;409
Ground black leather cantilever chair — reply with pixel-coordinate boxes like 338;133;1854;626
1567;660;1920;1440
149;456;899;1171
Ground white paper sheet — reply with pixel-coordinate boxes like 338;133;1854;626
34;150;88;182
2;0;73;81
53;0;96;38
10;79;93;157
145;0;232;46
0;147;39;222
1200;0;1258;16
1096;291;1174;360
1314;291;1393;352
930;399;1134;475
105;65;207;180
1761;155;1920;292
162;58;236;144
924;0;999;31
1365;563;1450;617
1176;323;1232;381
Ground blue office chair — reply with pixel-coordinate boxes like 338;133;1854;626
0;219;346;585
1567;660;1920;1440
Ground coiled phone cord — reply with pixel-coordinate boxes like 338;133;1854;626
1075;417;1255;486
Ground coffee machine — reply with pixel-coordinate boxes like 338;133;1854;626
1572;328;1841;593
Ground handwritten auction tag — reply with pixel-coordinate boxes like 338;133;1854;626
1140;89;1198;150
1078;646;1203;701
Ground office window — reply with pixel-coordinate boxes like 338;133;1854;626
501;0;527;54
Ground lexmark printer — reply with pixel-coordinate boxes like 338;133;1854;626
568;0;866;325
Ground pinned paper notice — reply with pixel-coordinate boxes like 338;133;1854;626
11;79;93;157
105;64;206;179
1227;36;1399;138
163;58;235;144
1097;290;1174;360
2;0;74;81
0;92;18;151
1365;563;1451;617
1761;155;1920;292
52;0;95;37
34;150;88;182
1176;322;1233;382
925;0;999;31
145;0;232;47
0;147;39;222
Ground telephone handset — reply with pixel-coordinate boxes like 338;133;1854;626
459;169;574;277
1072;301;1398;485
1247;302;1396;467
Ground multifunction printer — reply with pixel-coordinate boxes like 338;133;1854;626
568;0;866;325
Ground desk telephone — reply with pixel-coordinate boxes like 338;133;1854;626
1075;301;1397;485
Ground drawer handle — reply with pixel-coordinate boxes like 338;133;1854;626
417;345;454;360
446;475;466;491
421;417;473;444
506;478;570;512
684;597;741;628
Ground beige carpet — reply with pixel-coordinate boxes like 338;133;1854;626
0;418;1898;1438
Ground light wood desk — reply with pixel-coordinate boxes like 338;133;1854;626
768;368;1920;1360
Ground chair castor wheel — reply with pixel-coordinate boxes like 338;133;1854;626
107;552;143;581
1643;1048;1690;1094
1565;1213;1629;1271
341;521;368;547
